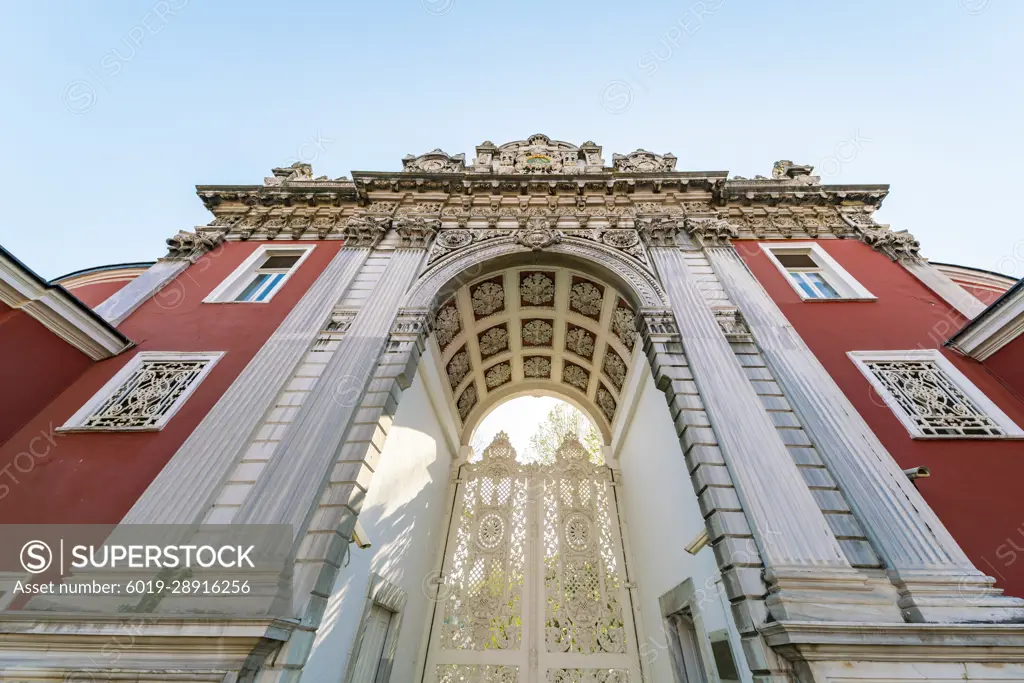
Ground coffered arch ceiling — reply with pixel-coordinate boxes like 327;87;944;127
431;265;640;442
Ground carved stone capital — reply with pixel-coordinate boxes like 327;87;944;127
340;215;390;248
637;308;680;343
857;224;922;262
394;216;439;248
714;308;752;342
684;217;737;248
164;230;224;262
636;216;683;247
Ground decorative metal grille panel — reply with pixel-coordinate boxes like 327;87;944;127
864;360;1004;437
424;434;641;682
83;359;212;429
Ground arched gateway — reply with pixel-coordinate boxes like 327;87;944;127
424;432;641;682
20;134;1024;683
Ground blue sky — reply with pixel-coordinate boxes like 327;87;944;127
1;1;1021;280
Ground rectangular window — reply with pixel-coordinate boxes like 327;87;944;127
60;352;223;431
204;245;313;304
848;350;1024;439
761;242;875;301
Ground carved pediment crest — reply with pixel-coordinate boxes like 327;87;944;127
771;160;819;185
473;134;605;174
402;149;466;173
263;162;313;186
612;149;677;173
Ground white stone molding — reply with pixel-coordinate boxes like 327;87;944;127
287;309;425;648
59;350;223;432
759;242;876;301
847;349;1023;439
93;260;190;325
760;621;1024;680
0;613;294;683
203;244;315;304
902;259;988;319
659;578;724;683
233;249;426;533
705;245;1024;623
948;280;1024;359
404;234;668;310
0;247;130;360
121;246;371;525
340;574;407;683
647;244;903;624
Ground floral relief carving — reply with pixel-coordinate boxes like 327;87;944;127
562;362;590;392
447;348;471;390
457;384;478;421
610;303;637;350
520;272;556;307
471;278;506;319
523;356;552;379
522;319;554;347
601;347;627;391
484;362;513;390
478;325;510;358
565;324;596;360
434;300;462;352
569;280;604;320
596;385;617;422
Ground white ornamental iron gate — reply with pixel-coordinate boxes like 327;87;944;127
423;432;644;683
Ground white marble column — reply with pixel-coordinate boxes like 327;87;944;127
233;247;427;535
643;223;902;623
706;243;1024;623
122;244;371;525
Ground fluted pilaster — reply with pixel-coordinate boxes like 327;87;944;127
122;246;371;525
707;245;1024;623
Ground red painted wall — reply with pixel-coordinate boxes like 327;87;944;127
987;335;1024;401
0;306;93;446
959;283;1005;306
62;279;132;307
739;239;1024;597
0;241;340;524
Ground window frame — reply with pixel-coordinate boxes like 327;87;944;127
59;351;224;432
342;572;406;683
203;244;315;304
760;242;875;302
848;349;1024;440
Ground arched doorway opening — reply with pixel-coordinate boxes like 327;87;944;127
422;395;644;682
409;249;671;682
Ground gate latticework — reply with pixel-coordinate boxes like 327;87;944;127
424;432;643;682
